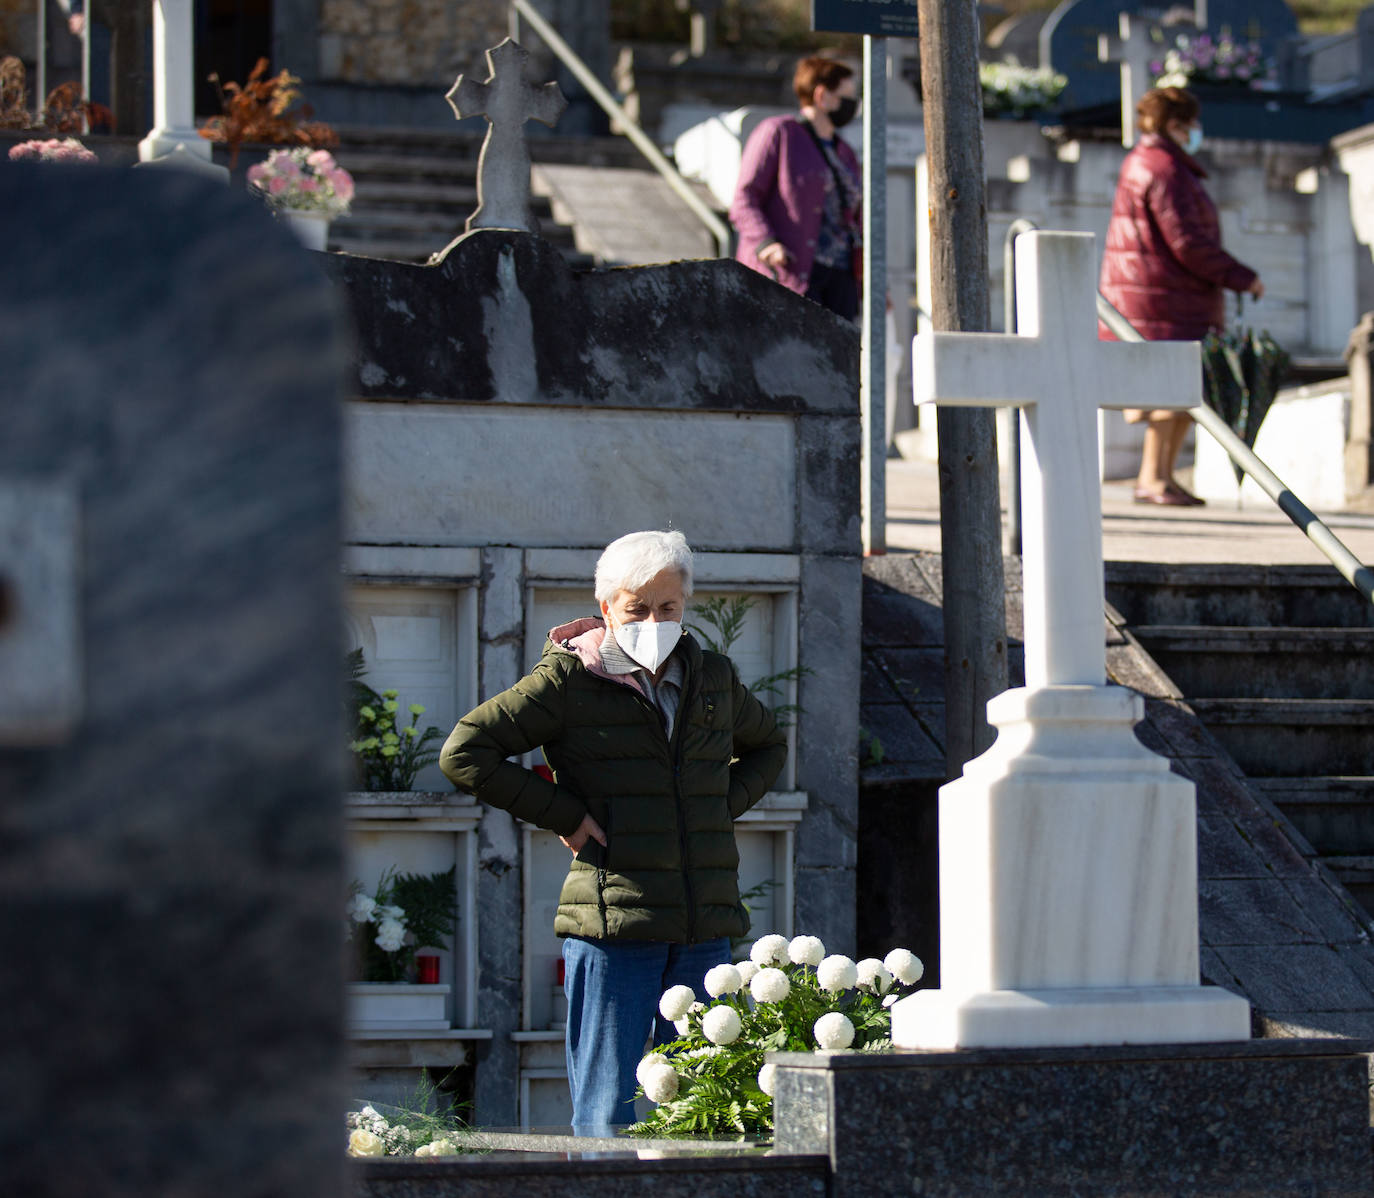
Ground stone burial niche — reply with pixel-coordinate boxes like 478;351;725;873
324;227;862;1128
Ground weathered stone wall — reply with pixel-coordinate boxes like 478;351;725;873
317;0;507;84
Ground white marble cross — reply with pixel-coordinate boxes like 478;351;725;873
1098;12;1159;147
138;0;224;176
914;231;1199;691
446;39;568;235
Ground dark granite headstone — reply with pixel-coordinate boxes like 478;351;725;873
0;167;347;1195
1042;0;1299;111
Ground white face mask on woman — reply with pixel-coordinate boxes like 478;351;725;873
1184;124;1204;155
612;617;682;673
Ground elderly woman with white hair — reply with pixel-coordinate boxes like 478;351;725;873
441;530;788;1134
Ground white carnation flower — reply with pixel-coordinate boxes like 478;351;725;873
735;959;759;985
674;1001;705;1037
788;935;826;966
817;954;858;993
814;1011;856;1049
757;1062;777;1096
704;963;743;997
375;917;406;953
883;948;924;984
882;993;898;1008
636;1052;670;1088
359;1106;380;1120
856;958;893;993
749;934;790;967
641;1062;680;1104
348;1128;385;1157
701;1005;742;1045
659;984;696;1021
348;894;377;923
750;966;791;1004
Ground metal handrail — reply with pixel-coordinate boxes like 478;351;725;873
1097;293;1374;607
509;0;731;256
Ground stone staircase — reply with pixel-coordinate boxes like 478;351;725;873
1105;562;1374;919
325;125;629;266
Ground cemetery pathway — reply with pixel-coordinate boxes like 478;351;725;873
884;456;1374;565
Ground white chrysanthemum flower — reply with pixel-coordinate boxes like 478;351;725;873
883;948;924;984
735;959;759;985
856;958;893;993
674;1001;705;1037
788;935;825;966
701;1005;742;1046
636;1052;670;1088
750;966;790;1004
659;984;696;1021
817;954;858;993
757;1062;777;1096
704;962;743;997
641;1062;680;1104
749;934;789;967
348;1129;385;1157
375;917;406;953
814;1011;856;1049
348;894;377;923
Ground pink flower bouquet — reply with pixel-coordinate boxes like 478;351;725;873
246;146;354;218
8;138;98;164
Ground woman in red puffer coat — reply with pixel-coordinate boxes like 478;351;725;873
1099;87;1264;505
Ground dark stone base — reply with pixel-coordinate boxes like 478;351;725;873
773;1040;1374;1196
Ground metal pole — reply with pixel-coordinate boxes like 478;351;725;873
1001;219;1038;557
919;0;1008;777
1097;294;1374;606
862;35;887;556
510;0;730;256
35;0;46;123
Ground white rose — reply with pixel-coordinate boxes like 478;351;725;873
641;1062;680;1104
425;1138;457;1157
814;1011;856;1049
816;954;858;993
348;894;377;923
348;1129;385;1157
659;984;697;1021
701;1005;742;1045
636;1052;670;1088
375;917;406;953
673;1001;705;1037
704;963;743;997
748;934;789;967
736;960;759;985
788;935;826;966
856;958;893;993
413;1143;432;1158
883;948;924;985
757;1062;777;1096
750;967;791;1004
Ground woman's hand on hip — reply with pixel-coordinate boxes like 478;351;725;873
758;242;791;271
560;813;607;855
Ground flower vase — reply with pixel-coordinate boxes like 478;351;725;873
282;209;330;251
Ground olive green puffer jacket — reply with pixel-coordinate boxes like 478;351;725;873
440;617;788;943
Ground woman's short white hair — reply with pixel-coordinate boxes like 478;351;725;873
594;530;694;604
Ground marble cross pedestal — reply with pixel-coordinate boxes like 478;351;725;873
892;231;1250;1049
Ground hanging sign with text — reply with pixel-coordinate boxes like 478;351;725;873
811;0;918;37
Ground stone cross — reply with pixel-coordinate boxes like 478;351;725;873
138;0;224;175
894;230;1249;1050
1098;12;1159;147
914;231;1198;692
446;38;568;235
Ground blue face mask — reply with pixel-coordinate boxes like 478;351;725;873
1184;124;1204;155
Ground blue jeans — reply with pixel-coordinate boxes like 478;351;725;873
562;935;731;1136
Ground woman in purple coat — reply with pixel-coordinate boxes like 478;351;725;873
729;56;862;320
1099;86;1264;505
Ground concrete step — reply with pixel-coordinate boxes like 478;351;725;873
347;179;480;208
335;154;482;185
1129;626;1374;699
1253;777;1374;855
1188;698;1374;777
1105;563;1374;630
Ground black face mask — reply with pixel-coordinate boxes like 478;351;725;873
830;96;858;129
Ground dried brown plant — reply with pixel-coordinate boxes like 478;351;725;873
198;57;338;167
